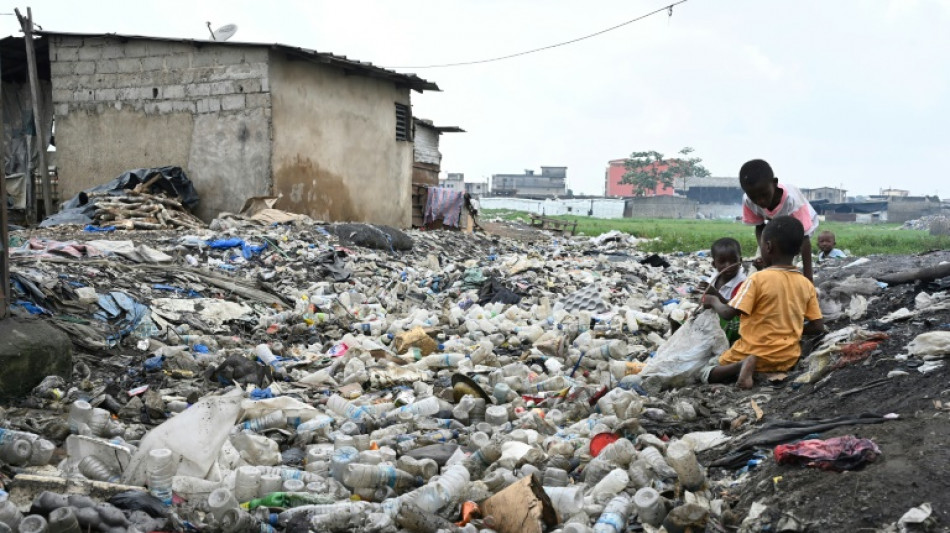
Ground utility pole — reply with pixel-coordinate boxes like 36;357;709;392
16;7;54;221
0;52;9;319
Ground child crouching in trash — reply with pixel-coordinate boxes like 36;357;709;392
700;216;825;388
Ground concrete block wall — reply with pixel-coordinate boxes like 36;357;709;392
48;36;273;220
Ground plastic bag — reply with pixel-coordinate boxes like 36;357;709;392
907;332;950;359
639;310;728;388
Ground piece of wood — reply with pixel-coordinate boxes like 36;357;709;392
479;474;558;533
750;399;763;420
876;262;950;286
16;8;53;219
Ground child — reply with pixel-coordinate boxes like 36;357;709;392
707;237;746;345
701;216;825;388
816;230;847;262
739;159;819;282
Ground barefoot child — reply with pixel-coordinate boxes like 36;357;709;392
701;216;825;388
739;159;819;282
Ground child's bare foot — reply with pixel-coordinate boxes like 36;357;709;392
737;355;758;389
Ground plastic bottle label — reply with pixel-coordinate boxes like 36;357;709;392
595;512;623;532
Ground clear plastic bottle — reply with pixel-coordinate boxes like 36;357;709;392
220;508;275;533
296;415;334;434
283;479;306;492
411;464;470;513
67;400;93;434
254;466;320;484
396;456;438;480
665;441;705;491
259;474;283;497
0;491;22;531
596;438;636;468
254;344;283;372
633;487;667;527
589;468;629;503
147;448;174;507
543;486;584;516
462;442;502;479
86;408;111;437
235;465;263;503
78;456;120;483
526;375;573;392
0;430;32;466
17;515;47;533
593;493;631;533
330;447;359;484
47;508;80;533
543;467;569;487
342;464;419;490
639;446;678;479
235;410;286;433
386;397;440;421
327;395;373;422
208;488;239;521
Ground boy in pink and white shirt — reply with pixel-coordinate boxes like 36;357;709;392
739;159;819;282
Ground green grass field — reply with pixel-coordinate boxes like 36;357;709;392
484;209;950;255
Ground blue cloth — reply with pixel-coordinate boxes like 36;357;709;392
13;300;49;315
83;225;116;233
205;238;267;259
93;291;150;344
153;284;202;298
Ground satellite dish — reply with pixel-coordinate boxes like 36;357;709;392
210;23;238;41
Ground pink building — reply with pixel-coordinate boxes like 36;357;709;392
605;159;675;197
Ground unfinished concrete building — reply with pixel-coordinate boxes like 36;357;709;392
36;31;438;226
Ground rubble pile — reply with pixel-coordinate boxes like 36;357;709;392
0;218;948;532
902;213;950;235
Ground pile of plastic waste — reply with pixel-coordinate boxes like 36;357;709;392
2;217;927;532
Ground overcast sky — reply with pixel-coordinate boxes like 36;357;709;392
4;0;948;197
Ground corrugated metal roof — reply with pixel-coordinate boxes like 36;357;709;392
683;177;741;189
34;30;439;92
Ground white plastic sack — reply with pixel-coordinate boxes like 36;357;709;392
907;332;950;359
639;310;729;387
122;388;243;486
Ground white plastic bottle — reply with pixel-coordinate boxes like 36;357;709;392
633;487;667;526
146;448;175;507
639;446;678;479
589;468;629;503
592;493;631;533
254;344;283;372
665;440;705;491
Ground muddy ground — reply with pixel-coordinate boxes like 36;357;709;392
700;253;950;531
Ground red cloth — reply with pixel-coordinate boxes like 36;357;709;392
774;435;881;471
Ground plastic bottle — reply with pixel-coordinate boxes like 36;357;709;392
68;400;93;434
633;487;667;527
0;492;21;531
543;486;584;516
639;446;678;479
343;464;419;490
235;410;286;433
86;408;111;437
254;466;320;484
235;465;263;503
593;493;631;533
386;397;440;421
543;467;569;487
589;468;629;503
78;456;120;483
596;438;637;467
351;322;383;336
47;508;80;533
259;474;283;497
411;464;470;513
17;515;47;533
220;508;275;533
590;339;628;360
283;479;306;492
0;431;32;466
461;442;501;479
254;344;283;372
208;488;239;521
327;395;373;422
296;415;334;434
526;375;573;392
665;440;705;491
396;456;438;480
146;448;174;507
330;447;359;484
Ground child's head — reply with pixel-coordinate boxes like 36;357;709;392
739;159;780;210
817;230;836;253
761;216;805;265
711;237;742;281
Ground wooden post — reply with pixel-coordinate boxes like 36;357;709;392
0;52;9;319
16;7;53;221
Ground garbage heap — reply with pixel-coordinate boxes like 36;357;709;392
0;220;944;532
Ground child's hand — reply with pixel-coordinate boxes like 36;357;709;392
701;295;714;309
753;257;766;270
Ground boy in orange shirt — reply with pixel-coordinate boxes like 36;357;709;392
701;216;825;388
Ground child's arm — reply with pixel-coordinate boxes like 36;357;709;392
755;224;765;250
800;237;814;282
703;295;740;321
803;318;825;336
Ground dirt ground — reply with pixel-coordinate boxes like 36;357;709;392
699;254;950;531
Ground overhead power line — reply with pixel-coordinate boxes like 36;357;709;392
388;0;689;70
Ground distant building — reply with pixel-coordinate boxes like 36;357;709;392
680;177;744;205
879;188;910;198
605;159;674;197
413;119;464;186
491;166;566;198
439;173;488;197
802;187;848;204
